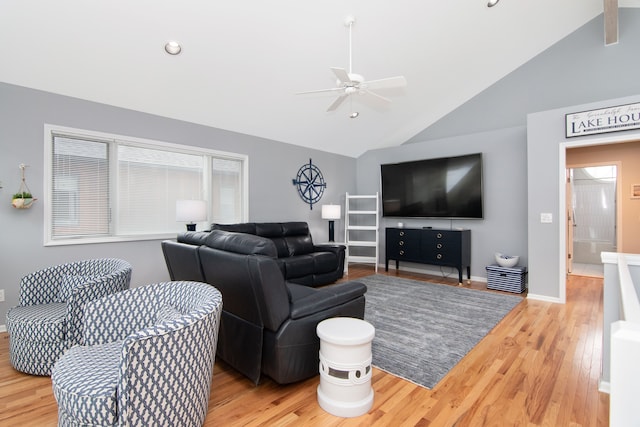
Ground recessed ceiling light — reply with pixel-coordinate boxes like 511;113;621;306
164;41;182;55
487;0;499;7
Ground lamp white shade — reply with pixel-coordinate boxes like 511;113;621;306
176;200;207;222
322;204;341;220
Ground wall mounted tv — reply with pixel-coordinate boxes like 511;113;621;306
381;153;484;219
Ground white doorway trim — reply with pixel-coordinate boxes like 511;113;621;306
558;131;640;302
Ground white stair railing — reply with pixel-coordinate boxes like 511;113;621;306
604;252;640;427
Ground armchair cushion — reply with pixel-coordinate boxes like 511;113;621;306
6;303;67;342
52;341;121;426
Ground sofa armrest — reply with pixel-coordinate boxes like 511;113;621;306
287;281;366;320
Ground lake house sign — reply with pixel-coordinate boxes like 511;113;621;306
565;102;640;138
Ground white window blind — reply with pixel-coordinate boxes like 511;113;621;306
118;145;204;235
52;136;110;239
211;158;243;224
45;126;248;245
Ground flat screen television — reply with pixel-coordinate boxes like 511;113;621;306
381;153;483;219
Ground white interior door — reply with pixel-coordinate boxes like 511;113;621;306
566;168;574;274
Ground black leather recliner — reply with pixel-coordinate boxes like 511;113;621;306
211;222;345;287
161;230;366;384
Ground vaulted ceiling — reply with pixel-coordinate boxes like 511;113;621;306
1;1;638;157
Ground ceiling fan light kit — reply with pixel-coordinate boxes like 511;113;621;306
164;41;182;55
297;15;406;116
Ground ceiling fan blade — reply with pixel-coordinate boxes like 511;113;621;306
361;89;391;104
330;67;352;84
327;94;349;112
296;87;344;95
362;75;407;90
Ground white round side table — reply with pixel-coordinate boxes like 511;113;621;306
316;317;375;417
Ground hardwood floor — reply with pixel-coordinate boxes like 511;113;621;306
0;266;608;426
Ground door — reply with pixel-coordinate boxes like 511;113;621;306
567;164;617;277
566;168;574;274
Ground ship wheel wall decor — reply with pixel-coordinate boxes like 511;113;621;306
292;158;326;210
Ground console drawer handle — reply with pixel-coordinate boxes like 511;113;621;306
399;241;404;246
436;233;443;239
436;254;442;260
399;231;405;236
400;250;405;255
436;243;442;249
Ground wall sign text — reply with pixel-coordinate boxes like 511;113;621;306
565;102;640;138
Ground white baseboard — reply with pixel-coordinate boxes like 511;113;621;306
526;293;563;303
599;380;611;394
0;324;6;333
377;263;486;284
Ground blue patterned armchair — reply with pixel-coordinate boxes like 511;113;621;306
6;258;132;376
51;281;223;427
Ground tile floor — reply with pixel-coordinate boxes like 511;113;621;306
570;262;604;278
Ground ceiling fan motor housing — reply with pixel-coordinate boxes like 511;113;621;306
337;73;364;88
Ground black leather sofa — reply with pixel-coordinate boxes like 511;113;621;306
211;221;345;287
161;229;366;384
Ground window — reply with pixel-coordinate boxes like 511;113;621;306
45;125;248;245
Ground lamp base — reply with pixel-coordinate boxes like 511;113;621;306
186;223;196;231
328;220;335;242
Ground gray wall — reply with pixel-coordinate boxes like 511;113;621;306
357;126;528;281
405;9;640;143
0;82;356;325
527;94;640;300
354;9;640;299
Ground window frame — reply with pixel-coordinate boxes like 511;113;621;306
44;124;249;246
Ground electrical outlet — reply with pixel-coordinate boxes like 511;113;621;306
0;289;4;302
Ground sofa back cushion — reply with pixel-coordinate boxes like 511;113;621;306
211;222;257;235
177;231;210;246
279;222;315;256
204;230;277;258
213;222;315;258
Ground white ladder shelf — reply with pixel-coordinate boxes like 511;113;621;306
344;192;379;272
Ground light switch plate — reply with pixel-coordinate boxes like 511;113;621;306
540;213;553;223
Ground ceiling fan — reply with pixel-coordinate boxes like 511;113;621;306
297;16;407;115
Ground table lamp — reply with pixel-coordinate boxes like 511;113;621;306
176;200;207;231
321;204;341;242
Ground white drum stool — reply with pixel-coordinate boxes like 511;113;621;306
316;317;375;417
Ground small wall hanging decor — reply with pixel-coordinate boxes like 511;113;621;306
292;158;326;210
12;163;36;209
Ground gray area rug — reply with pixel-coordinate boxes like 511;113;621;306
360;274;522;389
